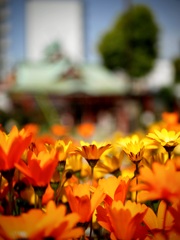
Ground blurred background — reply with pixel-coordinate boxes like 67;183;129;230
0;0;180;135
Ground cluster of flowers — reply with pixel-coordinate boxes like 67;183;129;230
0;112;180;239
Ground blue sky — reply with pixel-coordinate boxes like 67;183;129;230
86;0;180;62
9;0;180;65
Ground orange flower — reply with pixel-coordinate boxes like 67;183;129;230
33;134;56;152
51;124;69;137
98;175;130;205
131;161;180;203
75;141;111;160
145;231;180;240
0;208;44;239
96;200;147;240
42;184;54;205
76;122;95;138
0;200;84;239
31;200;84;239
24;123;39;137
24;124;55;153
15;149;58;187
173;156;180;171
143;200;174;233
0;126;32;171
21;133;56;161
162;112;180;130
169;200;180;234
75;141;111;168
65;183;105;223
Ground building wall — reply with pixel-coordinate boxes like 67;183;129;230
8;0;85;66
25;0;84;62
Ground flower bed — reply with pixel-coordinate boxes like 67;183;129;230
0;112;180;239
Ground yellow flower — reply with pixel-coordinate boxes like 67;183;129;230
118;135;145;163
146;128;180;153
54;140;74;161
48;140;75;173
95;150;123;178
143;146;168;167
65;153;83;173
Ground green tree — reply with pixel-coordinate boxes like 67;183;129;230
173;57;180;83
98;4;159;78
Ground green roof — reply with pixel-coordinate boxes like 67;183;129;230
9;59;130;96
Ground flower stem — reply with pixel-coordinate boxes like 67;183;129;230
33;185;47;209
7;177;14;215
89;167;94;240
135;176;138;203
0;173;2;193
38;195;43;209
34;193;38;209
91;166;94;185
134;161;140;203
1;168;15;215
168;151;171;160
89;216;93;240
50;181;59;205
56;178;68;204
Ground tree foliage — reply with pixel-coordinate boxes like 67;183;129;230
173;57;180;83
97;4;159;78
